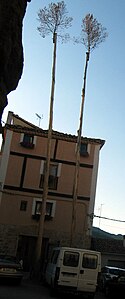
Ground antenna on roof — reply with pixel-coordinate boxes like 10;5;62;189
35;113;43;127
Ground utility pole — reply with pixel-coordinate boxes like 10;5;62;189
36;113;42;127
99;203;104;228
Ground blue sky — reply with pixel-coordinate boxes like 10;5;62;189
1;0;125;235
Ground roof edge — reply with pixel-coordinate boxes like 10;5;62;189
4;123;105;148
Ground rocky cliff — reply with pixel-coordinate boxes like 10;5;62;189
0;0;31;131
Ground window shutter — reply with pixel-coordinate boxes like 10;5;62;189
57;163;62;177
32;199;36;215
33;136;37;145
87;144;91;155
51;201;56;217
40;160;45;174
20;133;24;143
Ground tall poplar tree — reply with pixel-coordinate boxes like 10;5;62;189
70;14;108;246
36;1;73;262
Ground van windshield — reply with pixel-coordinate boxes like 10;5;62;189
63;251;79;267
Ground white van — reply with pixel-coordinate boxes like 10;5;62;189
45;246;101;299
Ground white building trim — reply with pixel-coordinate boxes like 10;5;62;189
0;130;13;204
87;144;101;236
32;197;56;218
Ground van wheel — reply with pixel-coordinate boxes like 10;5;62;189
50;287;58;297
50;282;57;297
50;288;56;297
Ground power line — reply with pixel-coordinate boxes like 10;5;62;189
94;214;125;223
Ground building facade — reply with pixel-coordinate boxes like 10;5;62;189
0;112;105;270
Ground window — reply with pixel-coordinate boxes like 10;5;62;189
82;254;98;269
35;201;41;215
20;200;27;211
40;163;59;190
20;133;36;149
80;143;89;157
32;198;56;220
35;201;52;219
46;202;53;217
63;251;79;267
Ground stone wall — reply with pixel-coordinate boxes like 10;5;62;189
0;223;37;256
44;229;91;249
0;224;18;255
0;223;91;257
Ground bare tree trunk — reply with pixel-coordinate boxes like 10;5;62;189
35;32;57;262
70;50;90;247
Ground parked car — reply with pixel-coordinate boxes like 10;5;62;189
105;273;125;298
99;265;125;292
0;255;23;284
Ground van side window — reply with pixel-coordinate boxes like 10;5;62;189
82;254;98;269
51;250;59;264
63;251;79;267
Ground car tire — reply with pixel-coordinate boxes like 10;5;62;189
105;285;110;297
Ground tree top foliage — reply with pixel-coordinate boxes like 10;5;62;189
75;14;108;52
37;1;73;39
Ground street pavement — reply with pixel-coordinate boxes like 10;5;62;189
0;276;106;299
